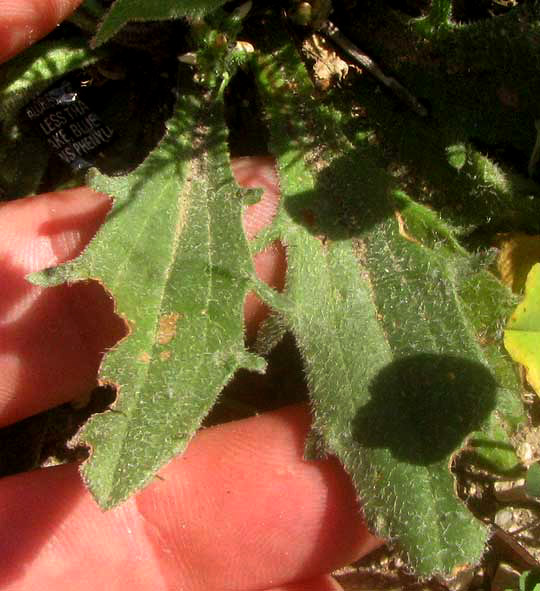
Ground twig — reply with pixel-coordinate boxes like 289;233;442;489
528;119;540;177
319;20;428;117
490;524;540;571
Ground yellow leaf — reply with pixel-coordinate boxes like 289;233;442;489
504;263;540;395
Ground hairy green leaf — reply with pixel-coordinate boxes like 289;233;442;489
31;81;264;508
413;0;454;36
253;26;522;575
93;0;229;47
456;268;523;473
354;89;540;237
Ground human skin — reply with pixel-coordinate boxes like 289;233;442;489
0;2;381;590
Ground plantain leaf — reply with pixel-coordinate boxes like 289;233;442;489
93;0;229;47
252;24;523;576
30;80;265;508
505;263;540;396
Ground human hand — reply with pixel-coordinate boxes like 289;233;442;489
0;3;380;589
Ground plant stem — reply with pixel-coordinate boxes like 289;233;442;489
320;20;427;117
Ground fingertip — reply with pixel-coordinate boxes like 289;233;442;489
265;574;344;591
0;186;122;426
0;186;111;271
0;406;380;591
232;156;287;340
0;0;83;63
135;404;379;590
234;156;281;241
244;240;287;341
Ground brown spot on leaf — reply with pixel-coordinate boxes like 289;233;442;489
160;351;171;361
157;312;180;345
138;352;151;363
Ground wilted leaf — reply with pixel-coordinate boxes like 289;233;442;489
253;26;522;575
31;82;265;508
93;0;229;47
505;263;540;396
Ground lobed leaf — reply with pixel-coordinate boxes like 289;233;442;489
31;81;265;508
253;24;523;575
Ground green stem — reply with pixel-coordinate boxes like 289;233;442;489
414;0;454;37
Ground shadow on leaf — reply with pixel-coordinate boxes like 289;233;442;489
282;145;396;241
353;353;497;465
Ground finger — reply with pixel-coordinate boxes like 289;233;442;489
0;186;127;426
234;156;281;242
264;575;344;591
234;156;286;342
0;0;83;64
0;157;285;426
0;405;380;591
244;241;286;342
